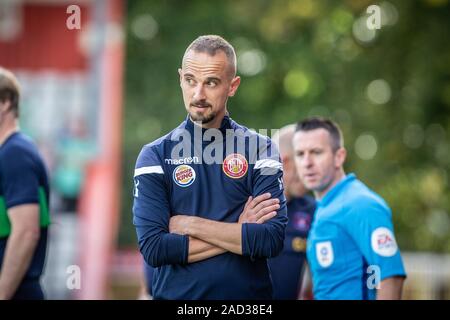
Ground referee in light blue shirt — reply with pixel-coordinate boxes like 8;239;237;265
293;117;406;300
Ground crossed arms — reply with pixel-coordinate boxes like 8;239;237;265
169;193;280;263
133;171;288;267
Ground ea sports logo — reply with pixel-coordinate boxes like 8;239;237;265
371;227;398;257
223;153;248;179
173;165;196;187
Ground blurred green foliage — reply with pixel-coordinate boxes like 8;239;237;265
120;0;450;252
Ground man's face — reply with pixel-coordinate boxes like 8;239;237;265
293;128;345;195
179;50;240;128
281;155;305;198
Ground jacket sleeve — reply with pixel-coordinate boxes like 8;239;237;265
1;145;40;208
345;200;406;281
132;145;189;267
241;137;288;259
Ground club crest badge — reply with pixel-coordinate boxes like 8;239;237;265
223;153;248;179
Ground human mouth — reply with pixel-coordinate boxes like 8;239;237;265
191;104;210;113
304;173;317;181
193;105;207;108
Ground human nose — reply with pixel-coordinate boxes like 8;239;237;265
193;84;206;101
302;153;313;168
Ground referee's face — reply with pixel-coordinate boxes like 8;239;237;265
179;50;240;129
293;129;344;198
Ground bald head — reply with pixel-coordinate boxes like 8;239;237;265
182;35;237;80
273;124;307;198
272;124;296;159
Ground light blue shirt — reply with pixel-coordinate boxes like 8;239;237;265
307;173;406;300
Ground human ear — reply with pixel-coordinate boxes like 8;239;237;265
228;76;241;97
335;147;347;168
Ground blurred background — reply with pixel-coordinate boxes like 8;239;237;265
0;0;449;299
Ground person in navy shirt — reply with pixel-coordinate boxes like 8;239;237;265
268;124;315;300
133;35;288;299
294;117;406;300
0;67;50;300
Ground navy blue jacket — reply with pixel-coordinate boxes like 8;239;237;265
133;115;288;299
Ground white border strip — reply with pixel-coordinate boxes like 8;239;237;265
134;166;164;177
254;159;283;170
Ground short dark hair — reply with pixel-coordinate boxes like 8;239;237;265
183;35;237;77
0;67;20;117
295;117;344;151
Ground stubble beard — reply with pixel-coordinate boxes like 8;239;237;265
189;106;216;125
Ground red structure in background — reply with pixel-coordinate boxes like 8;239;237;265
0;0;124;299
0;4;89;71
77;0;124;299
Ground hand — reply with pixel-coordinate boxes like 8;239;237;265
169;215;193;235
238;193;280;224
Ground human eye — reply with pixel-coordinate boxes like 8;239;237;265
206;79;219;87
312;149;323;155
185;77;196;86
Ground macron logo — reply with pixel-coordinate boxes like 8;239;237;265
165;156;200;165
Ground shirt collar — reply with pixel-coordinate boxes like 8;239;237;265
317;173;356;207
185;113;233;134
